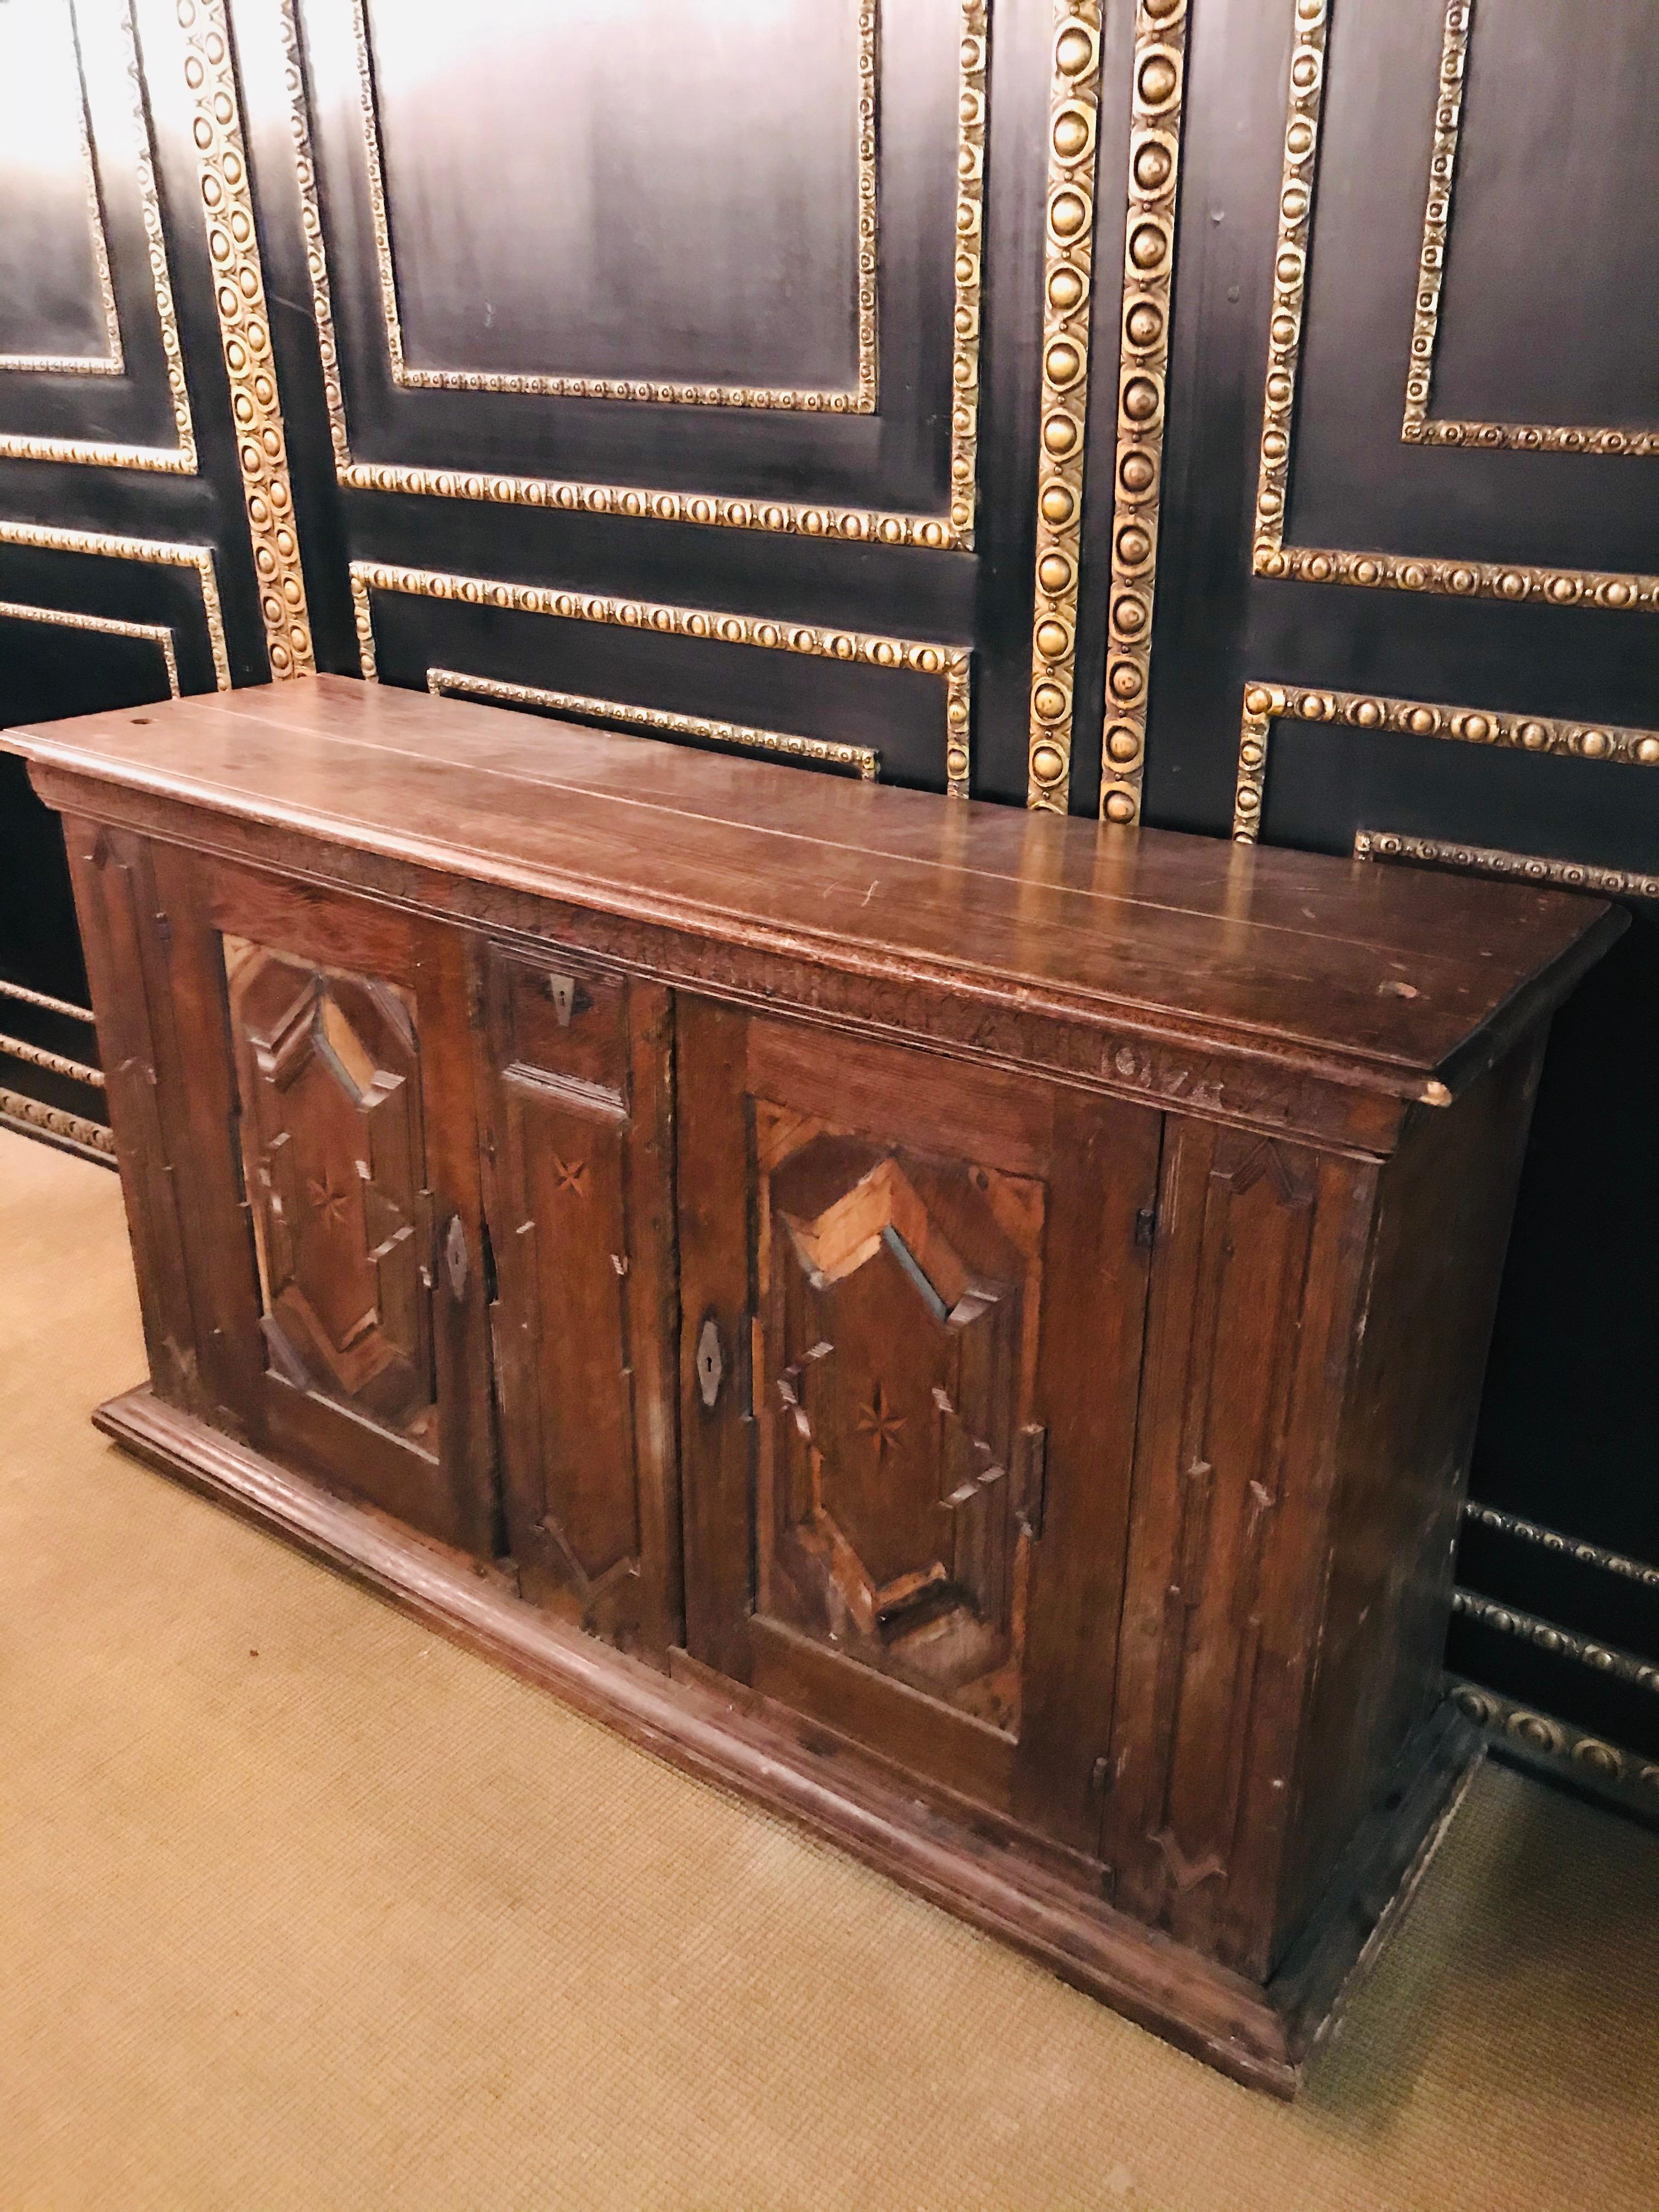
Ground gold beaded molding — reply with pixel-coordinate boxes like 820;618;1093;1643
1452;1589;1659;1696
0;517;228;690
0;0;197;471
0;1084;114;1159
352;0;879;414
0;975;97;1025
1099;0;1189;823
0;599;180;697
1233;679;1659;843
0;1034;105;1091
1253;0;1659;611
178;0;313;680
1356;830;1659;905
1026;3;1103;810
428;669;880;783
1404;0;1659;457
1449;1680;1659;1809
0;0;122;375
352;562;970;794
1461;1502;1659;1593
279;0;984;549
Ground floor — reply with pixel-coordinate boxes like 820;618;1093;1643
1;1124;1656;2212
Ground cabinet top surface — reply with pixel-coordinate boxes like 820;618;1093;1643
5;675;1620;1101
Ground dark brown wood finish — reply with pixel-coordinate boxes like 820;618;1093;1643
4;675;1626;2092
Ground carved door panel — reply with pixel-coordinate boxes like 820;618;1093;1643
678;1000;1163;1853
204;861;496;1552
476;944;680;1663
1102;1118;1373;1978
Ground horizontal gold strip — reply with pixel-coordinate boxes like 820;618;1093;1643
1355;829;1659;904
1449;1679;1659;1806
0;1032;104;1090
427;668;880;782
1453;1588;1658;1696
338;462;966;551
0;597;179;695
0;518;228;690
1233;679;1659;842
0;354;122;379
0;975;96;1025
1461;1500;1659;1593
351;561;968;793
0;1083;113;1156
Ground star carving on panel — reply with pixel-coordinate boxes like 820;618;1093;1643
552;1155;588;1197
306;1174;350;1227
856;1380;906;1458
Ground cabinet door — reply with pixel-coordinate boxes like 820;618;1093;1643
157;845;496;1554
678;1001;1162;1855
475;945;680;1662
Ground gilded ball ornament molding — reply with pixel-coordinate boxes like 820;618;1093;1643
1234;681;1659;842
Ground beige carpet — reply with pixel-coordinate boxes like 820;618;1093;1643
1;1126;1655;2211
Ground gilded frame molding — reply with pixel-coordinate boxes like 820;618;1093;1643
1025;2;1103;811
352;0;879;415
1252;0;1659;613
0;1034;105;1091
0;516;229;690
350;561;970;794
1231;678;1659;843
1452;1588;1658;1697
1355;828;1659;905
0;0;123;377
1403;0;1658;458
0;0;197;472
0;1084;114;1158
1100;0;1188;822
0;596;180;697
177;0;314;680
280;0;986;550
427;668;880;783
1460;1500;1659;1593
1449;1680;1659;1813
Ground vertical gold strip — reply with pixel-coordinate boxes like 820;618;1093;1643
1252;0;1328;570
1101;0;1188;823
952;0;989;548
176;0;314;678
1401;0;1469;442
1027;4;1103;811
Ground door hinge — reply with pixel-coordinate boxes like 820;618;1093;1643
1091;1755;1113;1798
1134;1203;1158;1250
443;1213;470;1302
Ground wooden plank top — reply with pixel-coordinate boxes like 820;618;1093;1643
4;674;1622;1107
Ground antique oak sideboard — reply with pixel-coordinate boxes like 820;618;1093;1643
3;676;1622;2094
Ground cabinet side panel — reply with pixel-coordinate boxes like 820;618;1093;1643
1103;1121;1374;1981
1279;1035;1548;1952
64;818;202;1411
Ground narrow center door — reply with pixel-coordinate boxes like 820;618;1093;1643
676;999;1162;1859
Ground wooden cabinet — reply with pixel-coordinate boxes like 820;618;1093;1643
5;676;1624;2096
678;1001;1161;1850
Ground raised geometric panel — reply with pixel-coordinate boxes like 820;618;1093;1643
357;0;876;408
223;935;435;1442
0;0;121;372
758;1115;1046;1732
